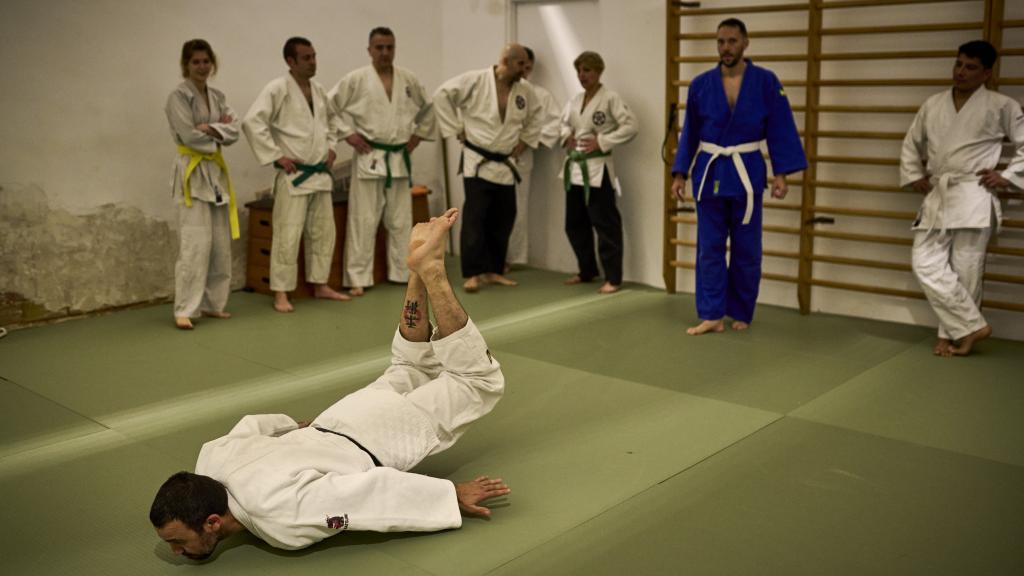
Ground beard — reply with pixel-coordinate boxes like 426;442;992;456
720;53;743;68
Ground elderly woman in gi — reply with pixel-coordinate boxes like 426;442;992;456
165;39;241;330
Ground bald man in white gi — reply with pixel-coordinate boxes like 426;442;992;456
329;27;436;297
150;208;510;559
243;37;350;313
506;46;561;271
901;40;1024;357
433;44;544;292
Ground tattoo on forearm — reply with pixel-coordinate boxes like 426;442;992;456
404;300;422;328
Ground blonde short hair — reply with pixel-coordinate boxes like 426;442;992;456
573;51;605;72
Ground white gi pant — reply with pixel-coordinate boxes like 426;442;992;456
912;226;991;340
174;199;232;318
507;148;534;265
270;173;336;292
310;319;504;471
344;171;411;288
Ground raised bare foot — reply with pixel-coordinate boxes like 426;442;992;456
409;208;459;276
598;282;620;294
731;320;749;331
349;286;365;297
175;317;194;330
482;273;518;287
273;292;294;313
201;310;231;319
950;325;992;357
463;276;480;292
687;319;725;336
933;337;952;356
314;285;351;301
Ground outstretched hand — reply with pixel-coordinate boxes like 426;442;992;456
455;476;510;517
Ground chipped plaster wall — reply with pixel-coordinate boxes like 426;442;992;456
0;0;443;325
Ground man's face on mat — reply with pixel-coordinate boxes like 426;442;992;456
369;33;395;69
717;26;748;68
288;44;318;79
156;519;220;561
953;53;990;93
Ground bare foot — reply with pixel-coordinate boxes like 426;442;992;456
687;319;725;336
273;292;294;313
731;320;749;331
201;310;231;319
314;285;352;301
950;325;992;357
482;273;518;287
349;286;365;297
463;276;480;292
598;282;620;294
933;338;952;356
564;275;585;285
409;208;459;276
175;317;194;330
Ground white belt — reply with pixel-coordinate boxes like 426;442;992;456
696;140;764;225
928;172;974;235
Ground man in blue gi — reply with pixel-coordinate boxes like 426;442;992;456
671;18;807;335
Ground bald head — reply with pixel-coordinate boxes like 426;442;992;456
497;43;529;84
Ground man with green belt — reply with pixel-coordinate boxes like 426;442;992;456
329;27;437;297
243;37;350;313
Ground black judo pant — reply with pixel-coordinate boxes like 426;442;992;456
565;172;623;285
460;177;516;278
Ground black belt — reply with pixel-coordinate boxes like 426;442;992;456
460;140;521;183
315;427;382;467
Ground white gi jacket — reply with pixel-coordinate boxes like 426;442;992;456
195;412;461;551
523;79;562;149
242;74;338;196
166;80;240;204
433;67;543;185
560;86;639;189
901;86;1024;231
328;65;436;181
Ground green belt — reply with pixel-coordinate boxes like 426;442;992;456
369;141;412;189
275;161;331;187
564;149;611;204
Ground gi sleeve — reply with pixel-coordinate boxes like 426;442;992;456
536;88;562;148
208;90;240;146
319;84;339;151
764;75;807;176
327;75;358;141
254;467;462;550
559;100;574;147
242;82;286;166
596;92;639;152
410;75;437;141
432;72;471;140
999;99;1024;190
226;414;299;438
165;89;216;152
519;86;543;149
672;85;701;177
900;104;929;189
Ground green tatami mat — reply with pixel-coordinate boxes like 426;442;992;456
0;377;106;458
793;336;1024;466
490;418;1024;576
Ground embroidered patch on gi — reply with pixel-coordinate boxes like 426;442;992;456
515;95;526;110
779;87;786;96
592;111;607;126
326;514;349;530
405;85;413;98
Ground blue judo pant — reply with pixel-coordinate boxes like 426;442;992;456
695;194;764;324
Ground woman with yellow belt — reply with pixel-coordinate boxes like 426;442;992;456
165;39;240;330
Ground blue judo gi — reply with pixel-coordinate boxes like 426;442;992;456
672;60;806;324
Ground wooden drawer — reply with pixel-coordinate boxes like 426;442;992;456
247;237;273;268
249;208;274;239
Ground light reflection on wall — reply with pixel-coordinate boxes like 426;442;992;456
538;4;585;98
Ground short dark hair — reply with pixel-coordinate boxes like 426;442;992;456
524;46;535;63
958;40;998;69
369;26;394;44
180;39;217;79
149;472;228;532
718;18;748;37
283;36;313;62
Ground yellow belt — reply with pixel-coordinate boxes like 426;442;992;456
177;143;240;239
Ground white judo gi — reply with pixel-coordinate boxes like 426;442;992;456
901;85;1024;340
507;79;561;265
165;80;240;318
328;65;436;288
194;319;503;550
243;74;339;292
559;86;639;192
